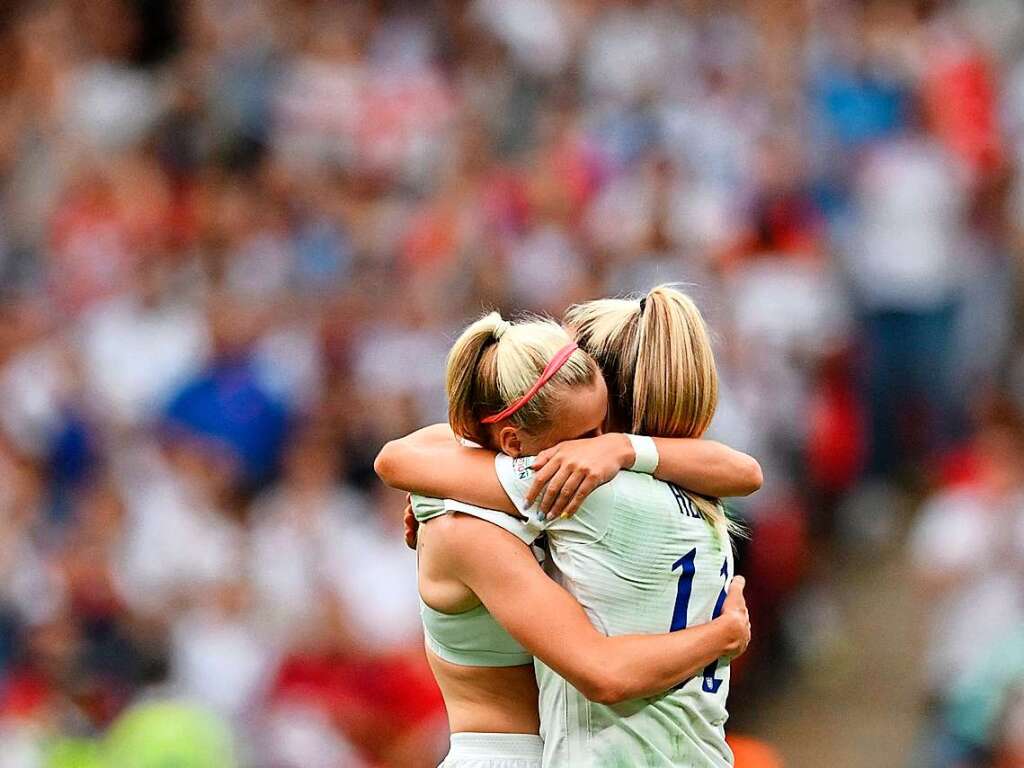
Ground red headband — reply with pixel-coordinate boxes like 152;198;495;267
480;342;579;424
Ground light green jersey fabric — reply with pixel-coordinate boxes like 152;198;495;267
494;455;735;768
411;494;533;667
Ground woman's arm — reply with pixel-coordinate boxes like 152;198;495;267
374;426;512;513
652;437;762;497
430;513;750;704
376;425;761;521
527;433;763;518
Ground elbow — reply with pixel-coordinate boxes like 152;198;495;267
735;456;763;496
578;677;626;706
373;442;401;487
589;681;631;706
575;664;634;705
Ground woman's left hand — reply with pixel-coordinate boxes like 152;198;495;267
526;434;634;519
403;494;419;549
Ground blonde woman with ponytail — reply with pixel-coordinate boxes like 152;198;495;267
376;288;761;768
375;311;751;768
541;284;745;538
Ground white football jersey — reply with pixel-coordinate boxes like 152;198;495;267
494;455;735;768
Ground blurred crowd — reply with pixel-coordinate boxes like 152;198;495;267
0;0;1023;765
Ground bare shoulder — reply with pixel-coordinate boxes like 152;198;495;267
425;512;515;546
423;512;529;570
420;511;464;546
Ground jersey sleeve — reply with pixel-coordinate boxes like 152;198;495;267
493;455;542;516
493;454;616;544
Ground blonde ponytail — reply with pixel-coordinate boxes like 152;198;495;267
446;311;597;446
446;312;507;445
566;285;735;539
633;286;718;440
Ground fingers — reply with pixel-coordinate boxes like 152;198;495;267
547;470;586;519
402;500;419;550
721;576;752;659
531;448;553;471
558;475;600;519
725;575;746;601
539;464;574;514
723;575;748;613
723;574;750;657
526;455;562;507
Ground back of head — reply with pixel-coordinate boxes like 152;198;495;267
566;285;718;439
446;311;597;447
566;285;730;537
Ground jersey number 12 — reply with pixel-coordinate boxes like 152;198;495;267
670;549;729;693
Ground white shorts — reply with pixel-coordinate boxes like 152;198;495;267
439;732;543;768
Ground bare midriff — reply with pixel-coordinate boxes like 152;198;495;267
426;647;541;735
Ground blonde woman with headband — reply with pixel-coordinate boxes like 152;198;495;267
376;286;760;767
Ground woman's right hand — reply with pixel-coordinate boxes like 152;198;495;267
526;433;635;519
720;576;751;659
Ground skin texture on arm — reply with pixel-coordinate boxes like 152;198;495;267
652;437;763;497
429;513;749;705
374;427;514;513
527;433;763;518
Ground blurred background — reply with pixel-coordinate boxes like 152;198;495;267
0;0;1022;766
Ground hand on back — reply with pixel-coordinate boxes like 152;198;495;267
403;494;419;549
720;576;751;659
